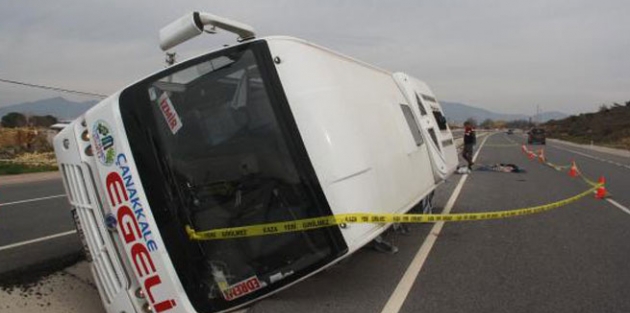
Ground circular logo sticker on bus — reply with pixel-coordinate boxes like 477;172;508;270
92;120;116;166
104;214;118;232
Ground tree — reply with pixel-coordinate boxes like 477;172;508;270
1;112;27;128
494;120;507;129
29;115;58;127
505;119;530;129
480;118;495;129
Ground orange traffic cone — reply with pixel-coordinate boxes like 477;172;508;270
595;176;607;199
568;161;578;177
538;149;545;163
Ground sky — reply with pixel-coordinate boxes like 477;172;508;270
0;0;628;115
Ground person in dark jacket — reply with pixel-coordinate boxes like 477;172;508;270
462;121;476;169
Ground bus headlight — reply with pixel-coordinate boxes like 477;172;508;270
81;130;90;141
135;287;145;299
84;145;93;157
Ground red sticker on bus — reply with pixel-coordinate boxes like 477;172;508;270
222;276;266;301
157;92;183;134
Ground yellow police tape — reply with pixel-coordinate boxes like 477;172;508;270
545;162;571;171
530;149;604;190
186;184;600;241
575;168;600;187
521;144;605;192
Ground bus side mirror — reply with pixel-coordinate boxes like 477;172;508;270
160;12;204;51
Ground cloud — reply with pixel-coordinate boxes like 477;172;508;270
1;0;629;114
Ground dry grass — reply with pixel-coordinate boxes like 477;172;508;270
11;152;57;166
0;128;47;146
545;105;630;151
0;127;58;175
0;127;53;153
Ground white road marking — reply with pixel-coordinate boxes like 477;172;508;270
380;134;491;313
0;194;66;207
0;230;77;252
606;199;630;216
549;144;630;170
529;138;630;216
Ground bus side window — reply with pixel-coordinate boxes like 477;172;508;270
433;111;448;130
415;93;427;116
400;104;424;146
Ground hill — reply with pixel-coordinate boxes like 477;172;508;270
0;96;568;125
440;101;566;124
544;104;630;150
0;97;98;120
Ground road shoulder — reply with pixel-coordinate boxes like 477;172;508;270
0;171;61;186
548;138;630;158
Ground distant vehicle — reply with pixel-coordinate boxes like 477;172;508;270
52;11;458;313
506;129;514;135
47;122;71;145
49;122;70;132
528;128;546;144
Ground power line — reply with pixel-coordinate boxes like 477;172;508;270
0;78;107;99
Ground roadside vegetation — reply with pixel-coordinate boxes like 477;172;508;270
0;162;58;175
462;118;532;130
454;101;630;152
1;112;60;175
544;102;630;150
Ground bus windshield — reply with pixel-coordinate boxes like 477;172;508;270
119;42;346;312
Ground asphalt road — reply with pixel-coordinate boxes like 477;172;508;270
0;173;81;274
248;132;630;313
2;132;630;313
396;134;630;313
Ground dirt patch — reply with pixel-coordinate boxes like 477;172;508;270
0;127;58;175
0;253;83;292
0;128;53;156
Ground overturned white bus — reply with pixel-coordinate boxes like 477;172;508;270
53;12;457;313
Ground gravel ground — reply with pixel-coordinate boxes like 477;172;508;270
0;261;104;313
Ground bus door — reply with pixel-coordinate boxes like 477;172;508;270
393;72;457;182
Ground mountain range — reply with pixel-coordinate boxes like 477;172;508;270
0;97;567;123
440;101;567;124
0;97;98;121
